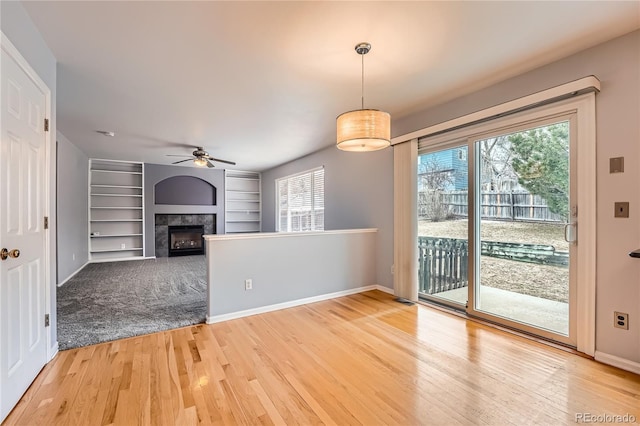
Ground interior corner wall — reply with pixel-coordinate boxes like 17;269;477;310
143;163;225;257
56;132;88;283
261;145;394;290
1;1;59;350
393;30;640;365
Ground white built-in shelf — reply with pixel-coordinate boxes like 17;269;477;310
91;234;143;238
89;159;145;262
90;247;144;253
225;170;261;234
91;194;143;197
91;169;143;175
91;184;143;189
91;206;143;210
90;219;143;222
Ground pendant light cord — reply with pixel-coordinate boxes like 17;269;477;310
361;52;365;109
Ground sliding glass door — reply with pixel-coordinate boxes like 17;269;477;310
471;118;576;341
418;144;469;308
418;110;577;346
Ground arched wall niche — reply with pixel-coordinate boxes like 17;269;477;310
154;176;216;205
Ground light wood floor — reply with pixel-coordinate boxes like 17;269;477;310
5;290;640;425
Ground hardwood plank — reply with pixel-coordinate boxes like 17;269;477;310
4;290;639;425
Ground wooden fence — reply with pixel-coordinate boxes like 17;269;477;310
418;190;566;222
418;236;569;295
419;237;468;295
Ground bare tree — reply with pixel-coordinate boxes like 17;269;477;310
418;157;455;221
479;135;518;191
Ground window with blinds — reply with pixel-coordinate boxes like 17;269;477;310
276;167;324;232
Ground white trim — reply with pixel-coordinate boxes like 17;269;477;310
595;351;640;375
574;93;597;357
375;285;395;295
48;342;59;362
57;261;89;287
204;228;377;241
141;163;145;257
393;76;601;145
206;284;388;324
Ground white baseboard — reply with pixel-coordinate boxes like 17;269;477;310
48;341;59;361
374;284;395;295
595;351;640;375
206;284;391;324
57;261;89;287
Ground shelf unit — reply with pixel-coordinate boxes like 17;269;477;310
89;159;145;262
225;170;261;234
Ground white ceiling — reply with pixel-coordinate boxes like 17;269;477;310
22;1;640;171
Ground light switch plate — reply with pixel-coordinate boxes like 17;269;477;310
610;157;624;173
614;202;629;218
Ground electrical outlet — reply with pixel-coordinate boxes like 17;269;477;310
614;311;629;330
121;243;126;249
391;264;394;275
245;279;253;291
72;253;75;261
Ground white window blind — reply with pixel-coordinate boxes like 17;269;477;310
277;168;324;232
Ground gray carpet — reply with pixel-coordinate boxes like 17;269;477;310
57;256;207;350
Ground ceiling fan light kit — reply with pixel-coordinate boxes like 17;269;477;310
166;147;236;168
336;42;391;152
193;157;208;167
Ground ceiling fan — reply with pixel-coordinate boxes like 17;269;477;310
166;147;236;168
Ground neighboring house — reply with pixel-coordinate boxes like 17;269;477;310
418;148;469;192
1;1;638;422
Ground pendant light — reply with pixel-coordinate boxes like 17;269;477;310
336;42;390;151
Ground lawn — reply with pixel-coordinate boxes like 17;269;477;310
419;218;569;303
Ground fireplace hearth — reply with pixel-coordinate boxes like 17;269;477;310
168;225;204;257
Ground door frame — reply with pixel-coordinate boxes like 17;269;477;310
1;33;54;359
416;93;596;356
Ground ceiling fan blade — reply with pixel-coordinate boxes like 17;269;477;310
207;157;236;165
172;159;192;164
206;159;215;168
166;154;193;157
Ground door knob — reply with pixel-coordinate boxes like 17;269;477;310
0;248;20;260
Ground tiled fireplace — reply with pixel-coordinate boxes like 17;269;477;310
155;214;215;257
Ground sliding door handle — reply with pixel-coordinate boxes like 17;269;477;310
564;223;577;245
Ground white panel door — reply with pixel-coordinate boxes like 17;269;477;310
0;46;48;421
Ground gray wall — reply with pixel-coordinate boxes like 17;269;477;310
261;146;394;290
144;163;225;257
56;132;88;283
393;30;640;365
206;230;377;319
1;1;58;350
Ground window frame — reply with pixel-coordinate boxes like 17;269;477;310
275;166;325;232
